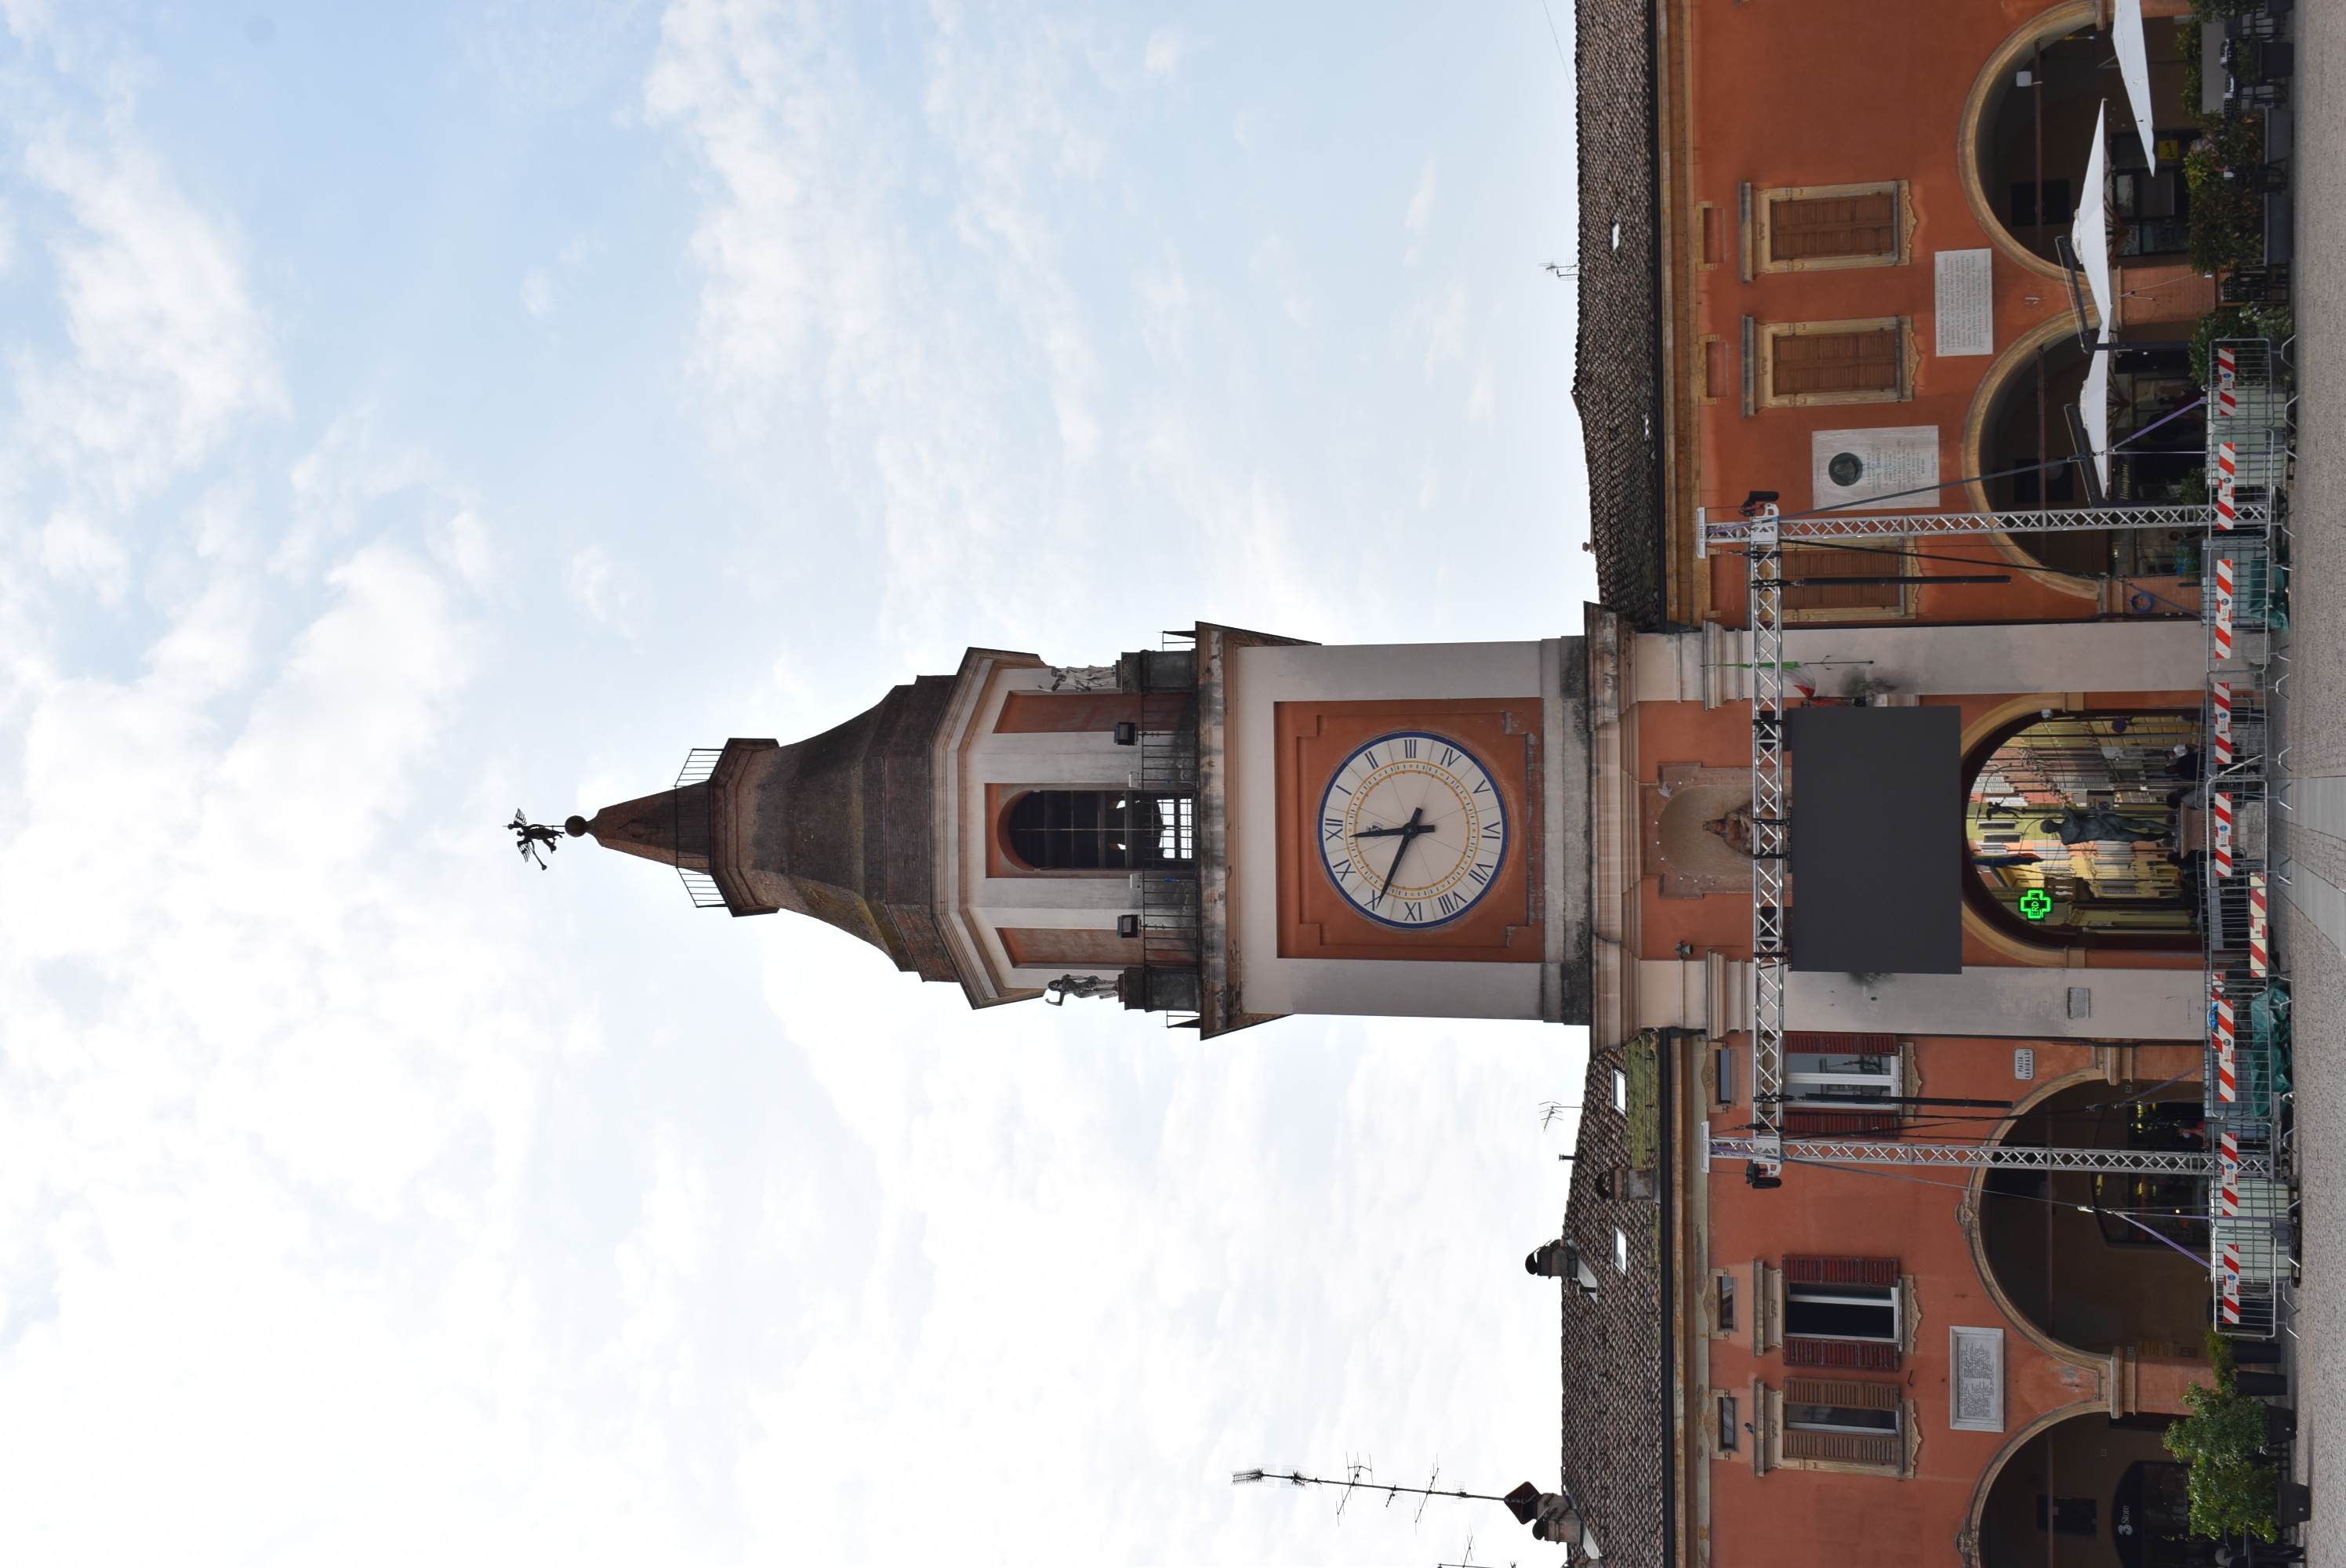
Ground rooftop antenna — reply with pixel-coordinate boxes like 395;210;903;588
1235;1465;1527;1513
1238;1466;1585;1556
1436;1534;1517;1568
1538;1102;1580;1132
1542;260;1578;278
1412;1460;1442;1526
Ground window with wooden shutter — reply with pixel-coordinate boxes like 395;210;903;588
1780;548;1905;614
1754;318;1912;409
1781;1255;1901;1371
1781;1377;1902;1468
1770;193;1898;263
1773;331;1898;397
1780;1033;1905;1129
1756;182;1910;272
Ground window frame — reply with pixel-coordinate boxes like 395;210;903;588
1780;1033;1912;1132
1784;1280;1900;1344
990;785;1199;879
1711;1271;1739;1338
1755;181;1913;274
1777;1256;1907;1373
1779;540;1920;625
1765;1377;1912;1476
1754;317;1917;410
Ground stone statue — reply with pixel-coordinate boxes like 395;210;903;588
508;810;568;869
1046;665;1118;692
1044;973;1117;1004
1702;800;1756;857
2039;804;2171;846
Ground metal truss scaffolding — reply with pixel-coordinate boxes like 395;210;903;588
1705;1131;2269;1178
1736;497;2239;1179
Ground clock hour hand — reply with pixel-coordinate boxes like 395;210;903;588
1371;807;1426;909
1354;823;1429;838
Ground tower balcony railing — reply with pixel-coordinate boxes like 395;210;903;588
674;746;728;910
1124;633;1203;1019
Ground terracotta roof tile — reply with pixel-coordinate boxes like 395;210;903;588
1573;0;1665;629
1559;1042;1665;1568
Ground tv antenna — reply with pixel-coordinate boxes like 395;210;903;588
1235;1465;1524;1515
1436;1534;1516;1568
1337;1457;1371;1519
1542;260;1578;278
1538;1101;1580;1132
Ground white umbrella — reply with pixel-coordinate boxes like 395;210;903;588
2081;324;2112;495
2114;0;2159;176
2069;103;2114;332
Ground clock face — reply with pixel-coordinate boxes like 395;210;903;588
1316;731;1510;928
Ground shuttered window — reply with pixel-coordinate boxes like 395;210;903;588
1780;1033;1904;1128
1781;549;1905;613
1771;330;1899;397
1770;192;1898;263
1781;1255;1901;1371
1781;1377;1902;1467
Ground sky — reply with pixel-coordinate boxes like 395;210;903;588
0;2;1596;1563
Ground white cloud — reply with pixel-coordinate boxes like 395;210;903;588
1405;155;1438;236
1143;24;1185;78
566;541;636;633
522;263;558;318
8;112;282;512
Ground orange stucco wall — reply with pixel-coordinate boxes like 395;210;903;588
1683;0;2155;629
1701;1047;2208;1567
1631;697;2200;971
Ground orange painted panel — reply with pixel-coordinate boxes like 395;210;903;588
998;927;1135;969
1273;699;1541;962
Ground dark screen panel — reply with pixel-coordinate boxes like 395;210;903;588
1786;706;1963;974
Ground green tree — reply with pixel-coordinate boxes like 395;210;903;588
2163;1379;2280;1543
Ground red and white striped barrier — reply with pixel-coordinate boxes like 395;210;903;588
2250;873;2269;978
2213;557;2235;659
2221;1129;2241;1218
2216;992;2237;1103
2216;442;2237;529
2217;346;2239;418
2213;792;2235;877
2213;681;2232;765
2222;1240;2242;1323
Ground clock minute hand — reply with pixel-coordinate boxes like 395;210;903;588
1371;807;1426;910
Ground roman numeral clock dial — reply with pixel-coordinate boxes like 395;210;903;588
1317;731;1509;928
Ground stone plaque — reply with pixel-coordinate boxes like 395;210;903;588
1811;425;1941;514
1950;1326;2005;1432
1935;249;1995;357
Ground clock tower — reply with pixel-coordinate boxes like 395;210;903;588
568;623;1593;1034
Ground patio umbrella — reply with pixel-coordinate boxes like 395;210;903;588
2081;325;2112;495
2069;103;2114;332
2114;0;2159;175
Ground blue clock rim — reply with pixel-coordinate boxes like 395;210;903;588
1317;728;1509;929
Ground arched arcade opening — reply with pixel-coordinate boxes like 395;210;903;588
1977;1080;2211;1359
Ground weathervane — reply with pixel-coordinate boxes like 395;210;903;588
508;810;571;869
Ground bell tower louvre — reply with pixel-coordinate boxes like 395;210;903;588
565;623;1599;1037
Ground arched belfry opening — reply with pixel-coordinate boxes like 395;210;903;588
1000;789;1196;873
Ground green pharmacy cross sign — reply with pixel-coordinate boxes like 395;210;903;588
2017;887;2054;922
